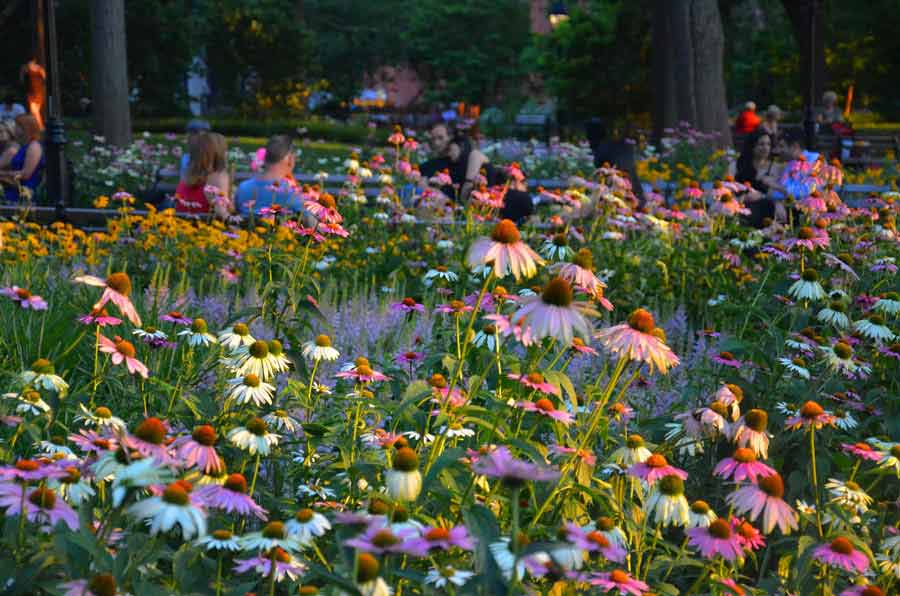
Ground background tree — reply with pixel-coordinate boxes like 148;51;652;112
90;0;131;147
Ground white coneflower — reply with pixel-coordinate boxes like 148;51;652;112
423;266;459;286
196;528;242;552
687;500;718;528
385;447;422;502
267;340;292;374
3;389;50;415
110;456;174;506
816;300;850;329
74;403;127;431
264;410;301;433
178;318;218;347
285;508;332;546
874;292;900;316
424;566;475;589
132;325;168;341
540;233;575;261
787;269;826;301
240;520;299;552
664;422;705;457
778;356;811;380
821;342;866;377
302;335;340;362
643;475;690;527
228;417;280;455
225;340;276;380
128;481;207;539
52;465;96;506
217;323;256;351
825;478;872;514
439;422;475;438
226;374;275;407
853;313;896;343
610;434;653;467
22;358;69;395
356;553;392;596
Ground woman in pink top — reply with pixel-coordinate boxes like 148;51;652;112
175;132;231;218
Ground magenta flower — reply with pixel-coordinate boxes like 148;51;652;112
785;401;837;431
731;517;766;552
686;519;744;561
124;418;175;464
319;222;349;237
0;459;68;482
841;442;883;462
1;286;48;310
711;351;743;368
395;351;425;367
69;429;117;455
335;360;390;383
516;399;574;425
470;446;559;486
77;307;121;327
98;335;149;378
812;537;869;573
171;425;224;474
726;473;798;535
234;548;306;583
588;569;649;595
406;525;474;552
0;485;78;531
507;372;560;396
713;448;776;483
627;454;688;484
160;310;192;325
73;273;141;326
564;523;626;562
344;525;426;556
548;445;597;467
194;473;267;520
784;226;830;252
391;297;425;314
571;338;599;355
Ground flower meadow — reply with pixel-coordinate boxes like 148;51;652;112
1;139;900;596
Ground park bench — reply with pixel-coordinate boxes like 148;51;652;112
733;127;899;170
513;113;552;141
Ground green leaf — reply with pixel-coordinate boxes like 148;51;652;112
420;448;464;500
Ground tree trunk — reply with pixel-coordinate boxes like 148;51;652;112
652;0;731;148
781;0;826;105
91;0;131;147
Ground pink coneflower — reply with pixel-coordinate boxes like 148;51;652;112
0;485;79;531
73;272;141;326
69;430;117;456
304;193;343;224
0;458;68;482
395;351;425;367
726;473;798;535
812;537;869;573
319;222;349;237
784;226;829;252
564;523;626;562
335;357;390;383
471;446;559;487
731;408;770;458
686;518;744;561
548;445;597;467
711;351;743;368
407;525;474;552
77;307;121;327
171;425;224;474
344;525;426;556
125;417;174;464
842;442;882;462
761;244;796;262
784;400;837;431
595;309;680;374
799;191;827;212
878;342;900;361
434;300;473;315
0;286;48;310
552;249;608;300
628;453;688;484
508;372;560;396
465;219;544;281
512;277;598;345
607;402;636;426
732;517;765;551
713;448;776;483
234;548;306;583
98;335;149;378
391;297;425;314
160;310;192;325
194;473;267;520
588;569;649;595
517;398;575;425
710;193;750;217
571;337;598;355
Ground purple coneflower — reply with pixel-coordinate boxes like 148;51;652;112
77;306;121;327
512;277;597;346
160;310;192;325
234;547;307;582
1;286;48;310
0;485;79;531
344;525;426;557
98;335;149;378
516;398;574;425
686;518;744;561
812;537;869;573
713;448;776;483
726;473;798;535
587;569;649;595
407;525;474;553
125;417;174;464
470;446;559;487
73;272;141;326
784;400;837;431
595;309;680;374
335;357;390;383
841;442;882;462
711;350;743;368
628;453;687;484
195;473;267;520
171;425;224;474
564;523;626;562
732;517;765;551
391;297;425;314
466;219;544;281
508;371;559;396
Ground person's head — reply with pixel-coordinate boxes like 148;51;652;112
448;134;472;162
186;119;211;140
781;129;805;160
740;132;773;165
263;135;295;173
765;105;782;122
0;120;16;146
744;101;757;112
822;91;838;108
14;114;40;144
186;132;227;186
429;122;453;156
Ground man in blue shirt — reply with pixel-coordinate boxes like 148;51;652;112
235;135;305;215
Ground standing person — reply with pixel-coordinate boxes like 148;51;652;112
174;132;231;218
21;59;46;130
0;95;26;120
234;135;305;216
733;132;780;227
734;101;761;134
0;114;45;203
759;105;782;137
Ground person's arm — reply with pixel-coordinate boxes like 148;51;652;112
0;144;19;169
207;170;233;218
460;150;487;201
0;143;41;180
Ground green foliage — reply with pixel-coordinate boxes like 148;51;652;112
403;0;532;105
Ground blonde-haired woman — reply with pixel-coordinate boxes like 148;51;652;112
174;131;232;218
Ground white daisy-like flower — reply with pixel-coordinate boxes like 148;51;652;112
177;318;218;347
785;337;816;353
853;314;896;343
228;418;280;455
128;482;207;539
74;403;127;431
285;508;332;545
539;236;575;261
424;566;475;588
825;478;872;514
132;326;168;340
196;529;242;551
223;340;278;381
643;476;690;527
834;411;858;431
489;538;551;581
22;358;69;395
778;356;811;380
873;293;900;316
787;270;826;301
610;435;653;467
266;340;292;374
302;335;340;362
664;423;704;457
3;389;51;415
217;323;256;351
687;500;717;528
110;457;174;507
816;304;850;329
795;500;816;515
264;410;302;433
53;467;96;506
439;423;475;438
423;267;459;286
402;430;435;445
227;374;275;407
877;552;900;578
240;521;300;552
297;481;336;500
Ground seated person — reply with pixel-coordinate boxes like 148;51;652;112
771;130;819;203
175;131;231;218
0;95;26;120
180;119;211;179
759;105;781;136
235;135;305;216
0;114;44;203
0;120;19;166
732;131;781;227
817;91;844;126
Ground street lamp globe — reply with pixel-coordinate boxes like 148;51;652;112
549;1;569;28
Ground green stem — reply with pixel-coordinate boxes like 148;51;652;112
810;427;824;538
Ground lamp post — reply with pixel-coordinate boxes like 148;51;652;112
802;0;819;151
35;0;69;220
549;1;569;29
